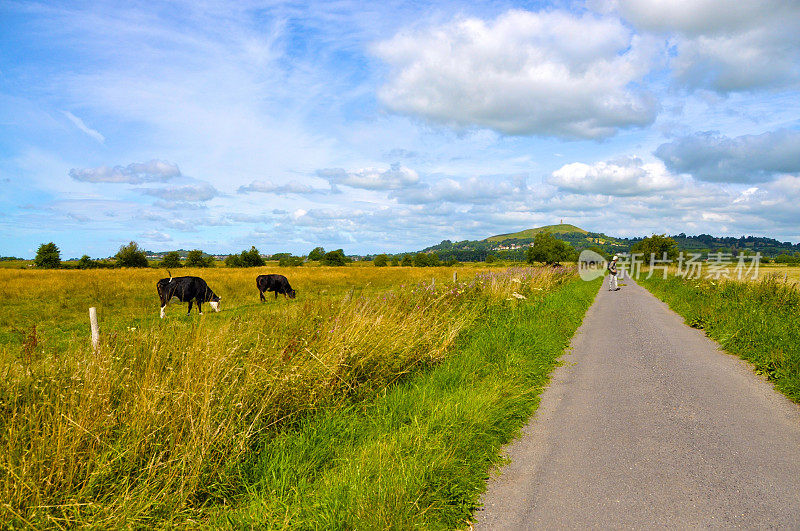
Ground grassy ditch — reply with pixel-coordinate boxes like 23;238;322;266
640;274;800;402
1;266;587;528
225;275;601;528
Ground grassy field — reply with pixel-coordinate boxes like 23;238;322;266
0;263;588;527
640;273;800;403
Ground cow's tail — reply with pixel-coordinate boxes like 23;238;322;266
167;269;173;281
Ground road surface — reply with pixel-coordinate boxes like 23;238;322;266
475;277;800;529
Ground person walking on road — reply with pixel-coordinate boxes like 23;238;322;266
608;255;619;291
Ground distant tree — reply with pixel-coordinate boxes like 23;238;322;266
444;258;459;267
373;254;389;267
162;251;182;268
631;234;678;261
390;256;400;266
225;254;243;267
485;254;497;263
428;253;440;267
279;255;304;267
77;254;97;269
413;252;430;267
526;232;574;266
185;249;214;267
321;249;347;266
240;246;265;267
34;242;61;268
307;247;326;261
401;254;413;267
115;241;149;268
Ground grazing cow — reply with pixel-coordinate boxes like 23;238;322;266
256;274;296;301
156;273;221;318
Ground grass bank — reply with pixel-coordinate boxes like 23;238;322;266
640;274;800;402
1;266;585;527
226;275;601;528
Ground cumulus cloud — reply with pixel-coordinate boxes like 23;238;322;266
375;9;659;139
141;183;220;202
655;130;800;183
237;180;322;195
607;0;800;92
140;230;173;242
70;160;181;184
549;158;681;196
318;163;419;191
62;111;105;143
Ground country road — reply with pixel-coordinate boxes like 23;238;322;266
475;277;800;529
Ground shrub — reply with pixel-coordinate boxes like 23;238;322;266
279;255;304;267
401;255;413;267
373;254;389;267
485;254;497;263
34;242;61;269
115;241;149;268
240;247;265;267
631;234;678;261
225;254;243;267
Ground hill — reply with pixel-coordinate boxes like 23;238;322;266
486;223;588;242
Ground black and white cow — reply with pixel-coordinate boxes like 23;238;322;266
256;274;296;301
157;274;221;318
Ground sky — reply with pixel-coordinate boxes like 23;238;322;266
2;0;800;258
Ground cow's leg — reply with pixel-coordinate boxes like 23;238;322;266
197;301;203;315
259;289;265;302
187;300;193;314
160;294;170;318
274;290;278;299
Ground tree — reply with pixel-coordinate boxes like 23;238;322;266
240;246;265;267
279;255;304;267
373;254;389;267
225;254;243;267
34;242;61;268
321;249;347;266
485;254;497;263
77;254;96;269
631;234;678;261
526;232;574;265
390;256;400;266
185;249;213;267
115;241;149;268
401;254;413;267
308;247;325;261
428;253;440;267
162;251;182;269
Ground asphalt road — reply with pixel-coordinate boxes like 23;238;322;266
475;276;800;529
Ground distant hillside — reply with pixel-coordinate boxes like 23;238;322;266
420;225;800;262
486;223;588;242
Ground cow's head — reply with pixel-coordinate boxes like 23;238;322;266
209;294;221;312
289;289;296;299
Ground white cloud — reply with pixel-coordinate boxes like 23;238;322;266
141;183;220;202
319;163;420;191
391;174;527;204
62;111;105;143
549;158;681;196
70;160;181;184
375;9;659;139
237;180;323;195
140;230;173;242
608;0;800;92
655;130;800;183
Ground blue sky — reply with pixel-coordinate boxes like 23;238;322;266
2;0;799;258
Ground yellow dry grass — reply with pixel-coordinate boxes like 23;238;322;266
0;264;573;527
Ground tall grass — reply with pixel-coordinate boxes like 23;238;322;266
0;265;571;527
640;273;800;402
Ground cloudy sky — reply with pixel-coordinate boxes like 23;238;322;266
2;0;800;258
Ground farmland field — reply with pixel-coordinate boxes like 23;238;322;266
0;263;588;527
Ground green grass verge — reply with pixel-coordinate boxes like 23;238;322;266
640;275;800;402
223;277;601;529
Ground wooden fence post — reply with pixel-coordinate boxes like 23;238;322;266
89;307;99;350
453;271;458;283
